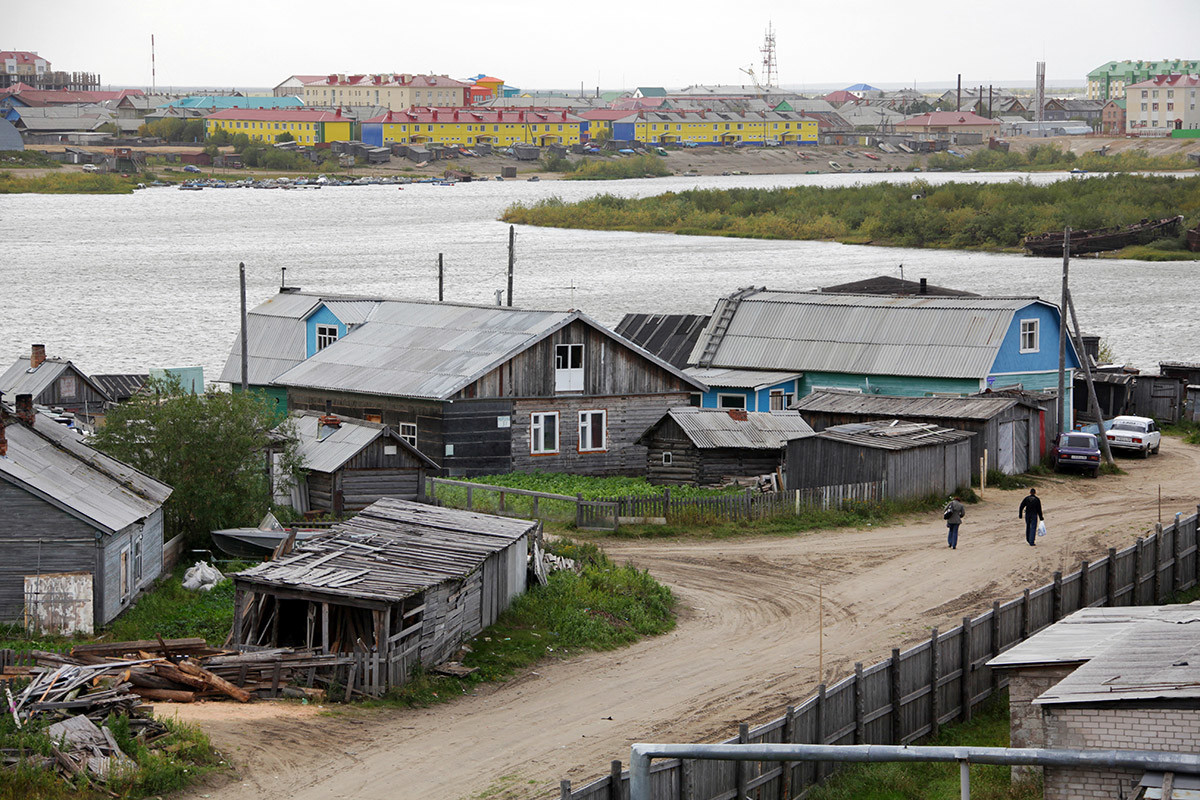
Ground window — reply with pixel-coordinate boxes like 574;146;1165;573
398;423;417;446
531;412;559;454
578;410;606;452
717;393;747;409
554;343;584;391
316;324;339;351
1020;319;1039;353
59;374;77;398
769;389;795;411
662;451;673;466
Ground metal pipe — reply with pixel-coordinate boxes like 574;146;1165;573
628;743;1200;800
959;759;970;800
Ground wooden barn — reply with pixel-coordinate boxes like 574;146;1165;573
785;419;973;500
0;395;172;633
637;408;814;487
793;390;1049;476
231;499;536;691
280;410;438;515
0;344;111;417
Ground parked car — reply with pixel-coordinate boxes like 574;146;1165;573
81;164;98;173
1105;415;1161;458
183;165;201;173
1050;432;1101;477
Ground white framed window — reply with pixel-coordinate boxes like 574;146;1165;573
769;389;795;411
578;410;607;452
530;412;559;454
399;423;417;447
662;451;673;465
133;535;143;583
316;324;339;351
717;393;747;409
554;343;584;392
1019;319;1039;353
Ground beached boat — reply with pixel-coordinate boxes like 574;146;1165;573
1022;215;1184;257
1187;223;1200;252
828;161;843;170
211;513;330;558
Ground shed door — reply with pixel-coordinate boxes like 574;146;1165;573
998;421;1016;474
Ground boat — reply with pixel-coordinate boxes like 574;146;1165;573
1187;223;1200;252
864;153;880;161
178;182;203;191
527;176;540;182
1022;215;1185;257
828;161;843;170
210;513;330;558
432;180;456;186
681;170;699;177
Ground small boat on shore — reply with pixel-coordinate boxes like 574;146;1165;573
211;513;331;558
828;161;843;170
1022;215;1184;257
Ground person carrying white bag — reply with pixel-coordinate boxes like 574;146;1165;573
1018;488;1044;547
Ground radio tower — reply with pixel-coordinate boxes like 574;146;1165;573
760;22;778;88
151;34;156;94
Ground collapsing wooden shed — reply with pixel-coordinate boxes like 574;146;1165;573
231;498;536;693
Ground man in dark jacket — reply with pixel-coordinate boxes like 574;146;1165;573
1018;488;1044;546
944;495;965;549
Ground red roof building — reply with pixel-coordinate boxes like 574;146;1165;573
894;110;1000;135
1125;74;1200;132
0;83;143;107
823;90;858;106
204;108;348;123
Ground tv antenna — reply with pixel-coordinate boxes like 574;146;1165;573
760;22;778;88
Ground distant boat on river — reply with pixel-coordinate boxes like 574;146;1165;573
1022;215;1184;257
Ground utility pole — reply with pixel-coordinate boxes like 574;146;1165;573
239;262;248;392
956;73;961;112
507;225;515;307
1066;288;1115;465
437;253;444;302
1057;229;1070;432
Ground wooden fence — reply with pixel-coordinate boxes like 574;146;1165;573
559;506;1200;800
427;478;885;532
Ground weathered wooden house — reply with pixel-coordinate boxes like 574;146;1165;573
637;408;813;487
0;395;172;633
793;390;1049;476
232;498;536;691
221;291;705;477
0;344;111;416
281;410;438;515
785;419;973;500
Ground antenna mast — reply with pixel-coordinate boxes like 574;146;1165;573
760;22;777;89
151;34;156;94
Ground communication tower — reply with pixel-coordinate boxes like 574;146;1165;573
1035;61;1046;125
760;22;778;88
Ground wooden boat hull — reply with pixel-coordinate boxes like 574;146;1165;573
211;528;325;558
1023;216;1183;257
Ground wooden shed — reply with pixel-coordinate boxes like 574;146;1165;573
785;419;973;500
232;499;536;691
793;390;1047;476
637;408;814;487
0;345;111;417
280;411;439;515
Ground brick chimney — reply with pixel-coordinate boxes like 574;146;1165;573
15;394;34;427
0;406;7;458
31;343;46;369
727;408;748;422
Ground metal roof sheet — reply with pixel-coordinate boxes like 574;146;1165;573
0;358;111;404
689;291;1046;379
794;391;1023;420
235;498;536;604
0;410;171;533
683;368;803;390
646;407;813;450
286;410;436;473
816;419;974;450
615;313;711;371
988;606;1200;668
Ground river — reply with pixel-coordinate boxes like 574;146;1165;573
0;171;1195;378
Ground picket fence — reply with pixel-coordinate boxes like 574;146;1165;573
558;506;1200;800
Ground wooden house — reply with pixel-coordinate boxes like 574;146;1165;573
637;408;814;487
785;419;973;500
221;291;705;477
0;344;111;416
793;390;1050;476
281;410;438;515
232;498;536;691
0;395;172;633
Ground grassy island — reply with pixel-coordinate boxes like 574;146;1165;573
501;174;1200;258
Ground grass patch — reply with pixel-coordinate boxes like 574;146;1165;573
926;142;1194;173
566;154;671;180
357;540;674;708
501;173;1200;258
1162;419;1200;445
978;469;1040;491
0;150;61;169
0;171;140;194
805;693;1040;800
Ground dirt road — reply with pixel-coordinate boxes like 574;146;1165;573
175;438;1200;800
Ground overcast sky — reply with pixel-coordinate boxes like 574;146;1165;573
9;0;1199;92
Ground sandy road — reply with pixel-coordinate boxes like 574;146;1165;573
175;437;1200;800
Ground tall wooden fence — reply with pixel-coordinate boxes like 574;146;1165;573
559;506;1200;800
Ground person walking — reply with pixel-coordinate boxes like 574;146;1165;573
944;495;965;549
1018;488;1044;546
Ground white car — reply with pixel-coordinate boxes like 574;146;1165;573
1105;415;1161;457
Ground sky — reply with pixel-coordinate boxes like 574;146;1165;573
8;0;1200;92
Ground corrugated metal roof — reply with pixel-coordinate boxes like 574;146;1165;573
0;358;111;404
794;391;1022;420
0;409;171;533
1034;619;1200;706
286;410;436;474
684;368;803;390
235;498;536;604
615;313;710;371
988;606;1200;668
817;419;974;450
90;374;148;402
649;408;813;450
688;291;1049;379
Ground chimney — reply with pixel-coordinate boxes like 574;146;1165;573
727;408;748;422
0;405;7;458
919;278;928;295
15;394;34;427
31;343;46;369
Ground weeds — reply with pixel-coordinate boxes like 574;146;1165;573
1162;420;1200;445
0;171;140;194
0;150;61;169
567;154;671;180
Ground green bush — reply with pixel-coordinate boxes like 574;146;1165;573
567;154;671;180
0;150;60;169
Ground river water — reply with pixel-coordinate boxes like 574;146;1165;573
1;171;1195;378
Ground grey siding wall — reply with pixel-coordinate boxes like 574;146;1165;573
0;480;99;624
443;400;515;477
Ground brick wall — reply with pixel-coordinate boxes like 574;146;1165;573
1005;666;1077;780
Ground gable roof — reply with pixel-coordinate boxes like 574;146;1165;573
683;368;801;391
640;407;813;450
614;313;711;370
898;111;998;127
0;408;172;534
794;390;1028;420
687;290;1062;379
819;275;978;297
0;357;112;404
286;410;438;473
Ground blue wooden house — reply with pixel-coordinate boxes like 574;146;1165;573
688;290;1081;424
